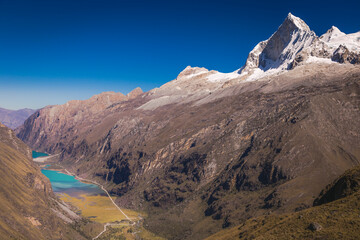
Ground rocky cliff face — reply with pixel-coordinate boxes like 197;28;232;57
16;14;360;239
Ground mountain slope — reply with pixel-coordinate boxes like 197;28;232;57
206;165;360;240
0;123;98;239
17;63;360;239
0;107;36;129
16;88;143;152
16;14;360;239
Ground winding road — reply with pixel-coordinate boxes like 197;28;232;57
93;223;129;240
61;168;134;239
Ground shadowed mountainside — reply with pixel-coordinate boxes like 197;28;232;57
314;164;360;206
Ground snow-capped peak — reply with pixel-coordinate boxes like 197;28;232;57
318;26;360;53
173;14;359;88
329;26;343;34
239;13;316;75
235;13;360;83
286;12;311;31
138;13;359;112
320;26;346;42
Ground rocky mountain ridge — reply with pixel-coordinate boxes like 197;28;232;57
16;88;143;152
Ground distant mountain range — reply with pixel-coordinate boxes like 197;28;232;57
0;107;36;129
15;13;360;239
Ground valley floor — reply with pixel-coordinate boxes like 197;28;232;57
38;158;164;239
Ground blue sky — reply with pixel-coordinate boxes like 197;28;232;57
0;0;359;109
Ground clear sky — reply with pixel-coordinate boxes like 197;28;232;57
0;0;359;110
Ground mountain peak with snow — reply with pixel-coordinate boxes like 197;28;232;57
240;13;316;75
320;26;346;42
136;14;359;111
329;25;342;33
286;12;311;31
155;13;359;92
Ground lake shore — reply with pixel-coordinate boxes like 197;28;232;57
33;153;60;162
33;151;158;239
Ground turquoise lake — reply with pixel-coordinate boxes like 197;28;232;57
41;168;104;197
32;151;49;158
36;157;104;198
33;150;104;197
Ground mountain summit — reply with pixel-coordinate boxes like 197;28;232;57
320;26;346;42
285;12;311;31
239;13;359;79
258;13;316;70
141;13;359;95
240;13;316;74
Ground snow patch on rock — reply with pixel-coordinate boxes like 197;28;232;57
306;56;334;64
207;71;239;82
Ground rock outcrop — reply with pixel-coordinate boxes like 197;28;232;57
331;45;360;64
126;87;143;99
314;165;360;206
